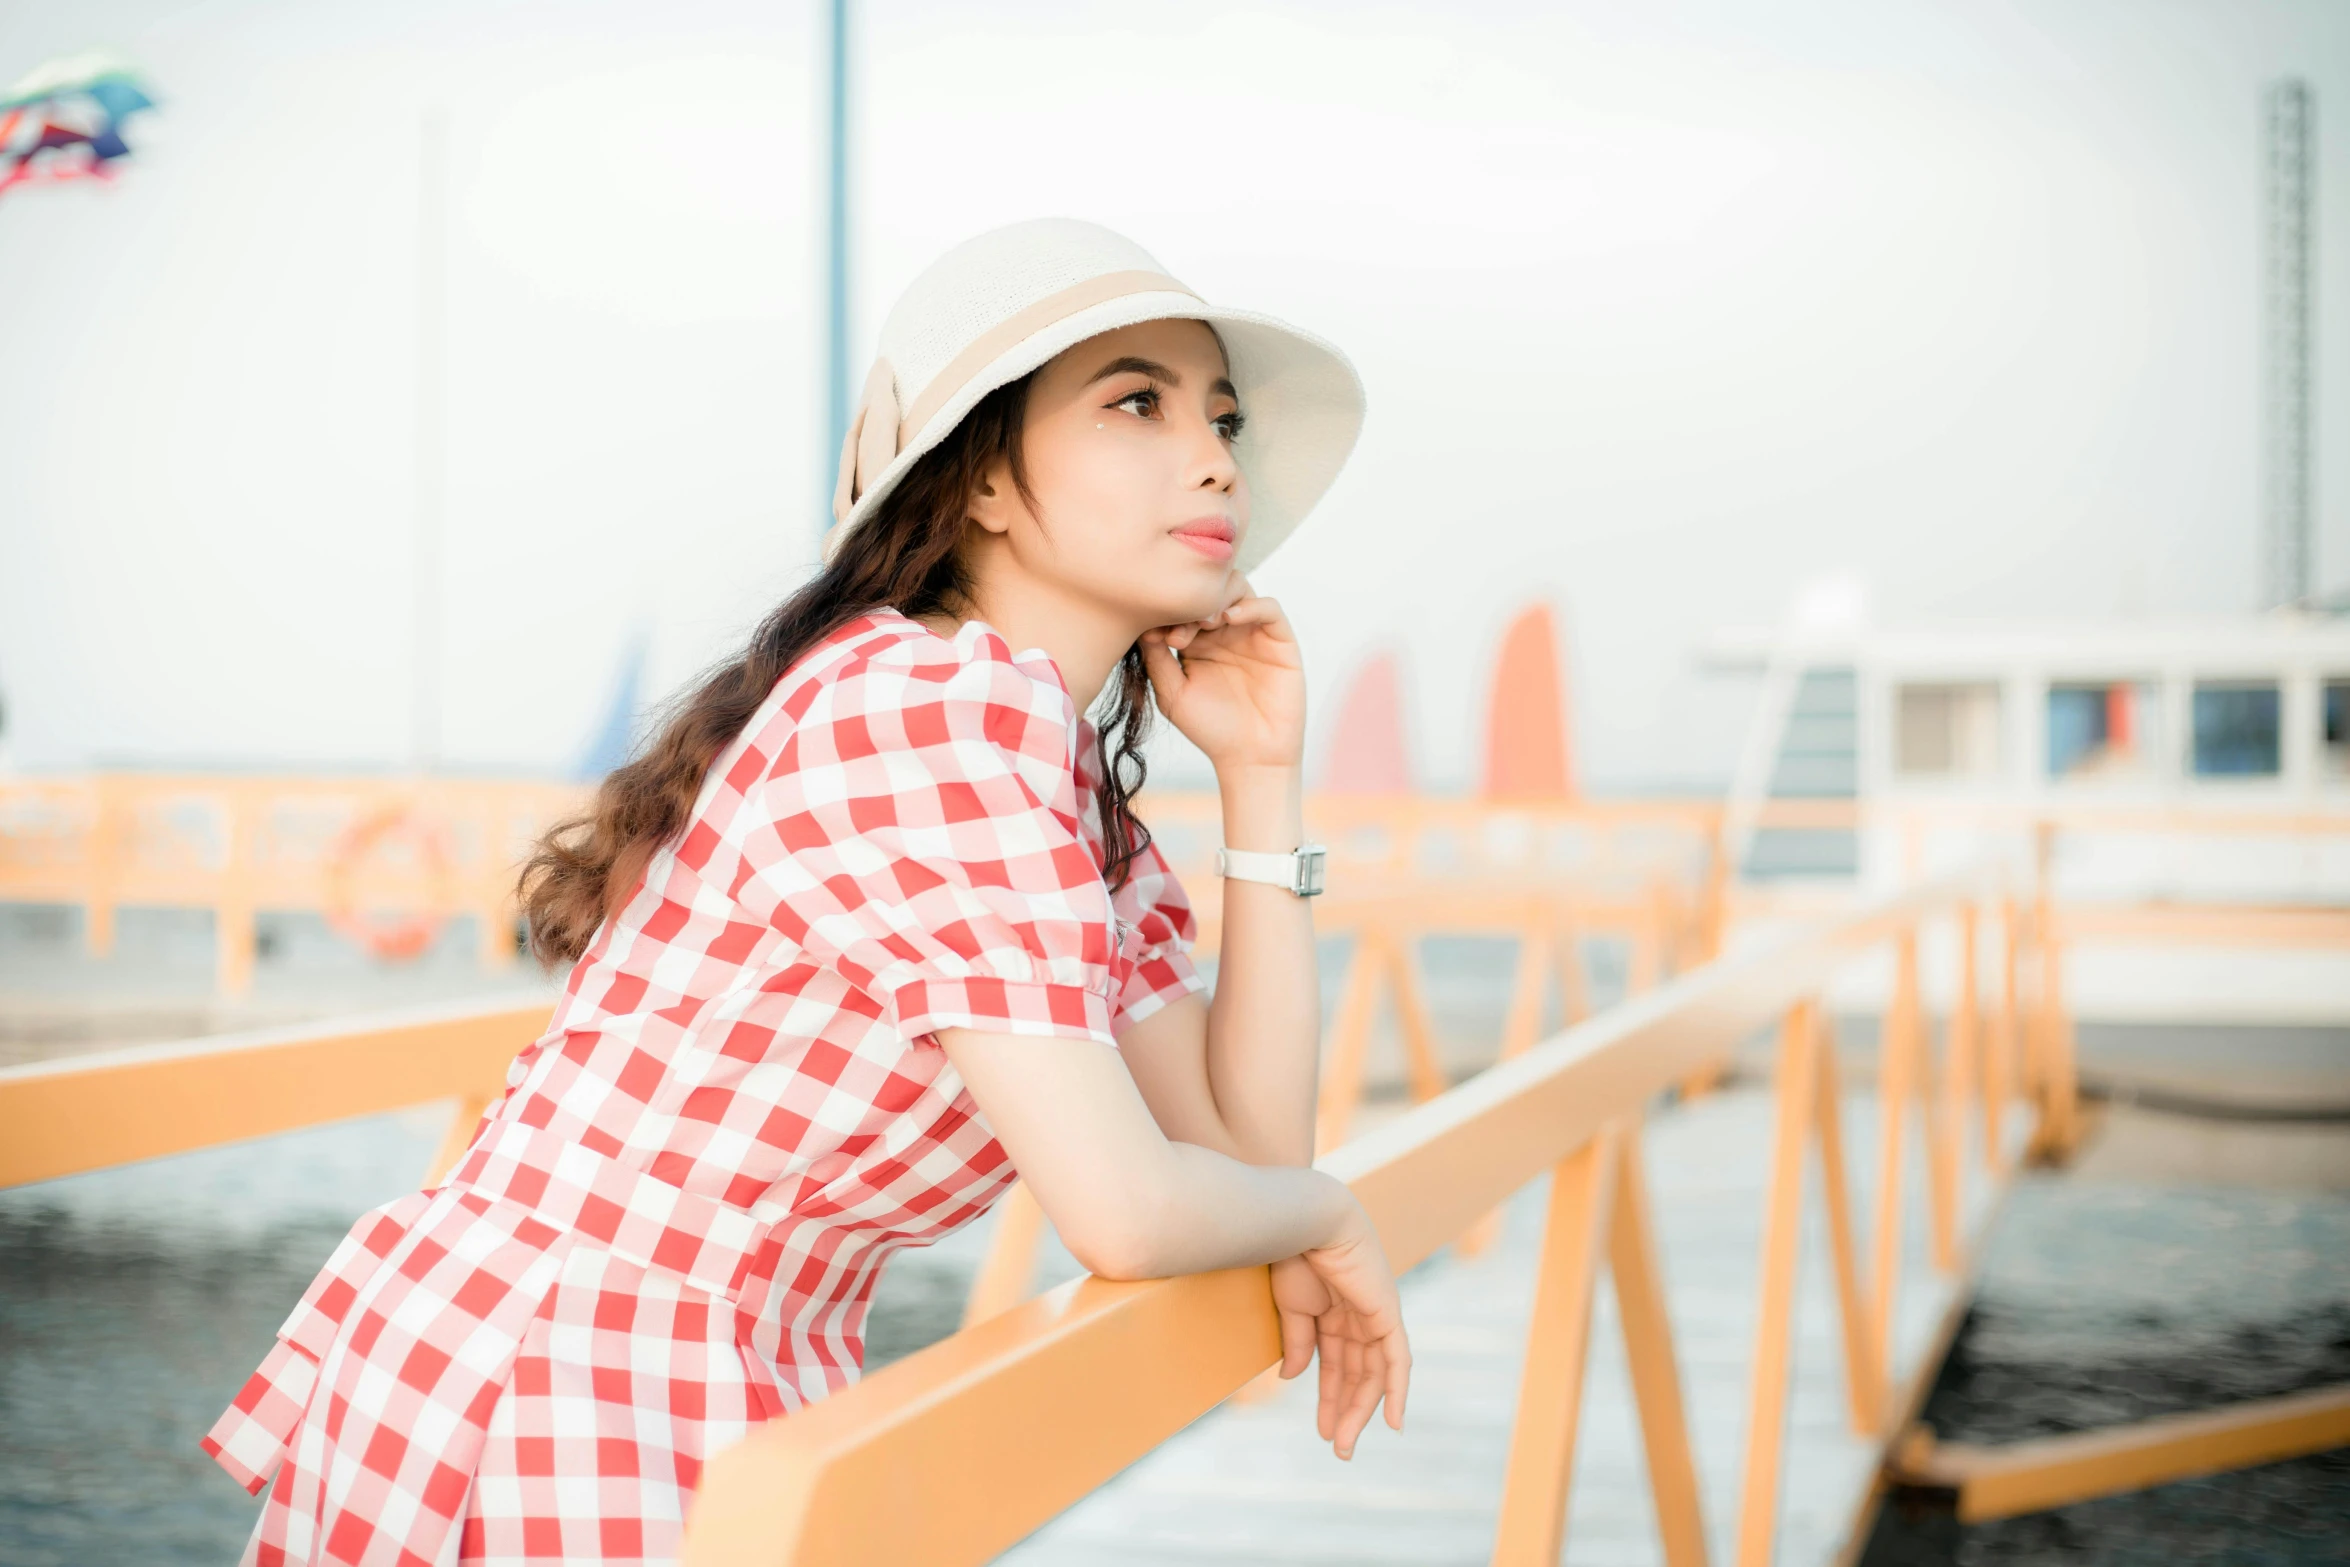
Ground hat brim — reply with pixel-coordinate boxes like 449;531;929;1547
829;290;1363;576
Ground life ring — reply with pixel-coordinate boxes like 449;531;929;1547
324;804;455;961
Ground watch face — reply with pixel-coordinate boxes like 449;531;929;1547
1298;846;1328;896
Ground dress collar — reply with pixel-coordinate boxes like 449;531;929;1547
872;606;1070;697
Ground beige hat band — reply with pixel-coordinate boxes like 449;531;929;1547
831;268;1198;524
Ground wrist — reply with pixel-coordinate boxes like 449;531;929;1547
1308;1175;1368;1251
1215;763;1304;853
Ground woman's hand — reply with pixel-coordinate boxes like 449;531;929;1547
1140;579;1305;774
1268;1207;1411;1461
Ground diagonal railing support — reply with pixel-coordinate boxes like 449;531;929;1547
1494;1119;1708;1567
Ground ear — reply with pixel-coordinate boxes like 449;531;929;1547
966;454;1021;538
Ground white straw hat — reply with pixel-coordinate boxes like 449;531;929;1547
828;218;1364;574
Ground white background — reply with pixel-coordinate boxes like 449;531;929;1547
2;0;2345;791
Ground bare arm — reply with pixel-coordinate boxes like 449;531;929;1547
938;1025;1409;1458
937;1029;1349;1279
1128;592;1321;1167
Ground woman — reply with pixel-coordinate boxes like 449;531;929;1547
205;218;1410;1565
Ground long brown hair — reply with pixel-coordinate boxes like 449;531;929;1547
518;372;1158;967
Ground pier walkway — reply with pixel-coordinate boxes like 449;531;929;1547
1003;1082;2017;1567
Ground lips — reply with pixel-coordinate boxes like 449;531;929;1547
1170;517;1238;562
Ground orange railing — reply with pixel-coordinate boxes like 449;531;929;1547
10;839;2347;1557
675;868;2049;1566
0;777;1730;999
0;869;2032;1564
0;774;587;993
22;767;2337;996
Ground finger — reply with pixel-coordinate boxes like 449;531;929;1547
1383;1329;1412;1430
1140;635;1186;708
1335;1332;1366;1456
1216;595;1283;628
1335;1338;1382;1460
1278;1306;1316;1380
1316;1327;1340;1441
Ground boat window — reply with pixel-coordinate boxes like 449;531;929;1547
2189;681;2282;777
1894;683;2002;779
2047;680;2157;780
2322;680;2348;779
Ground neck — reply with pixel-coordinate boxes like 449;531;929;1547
945;567;1138;717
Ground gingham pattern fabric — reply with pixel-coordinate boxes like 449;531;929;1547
205;610;1204;1565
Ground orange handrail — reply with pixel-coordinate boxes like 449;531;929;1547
677;871;2024;1566
0;996;553;1190
10;861;2341;1559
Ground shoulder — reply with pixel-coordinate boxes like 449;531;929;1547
775;611;1083;800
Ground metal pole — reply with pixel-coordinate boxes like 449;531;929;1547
2262;79;2314;611
414;107;447;773
822;0;852;537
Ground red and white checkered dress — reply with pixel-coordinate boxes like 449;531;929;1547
204;609;1205;1566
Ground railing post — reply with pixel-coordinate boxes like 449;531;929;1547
1811;1010;1886;1435
1463;911;1562;1260
1387;932;1448;1106
1554;917;1591;1027
963;1180;1047;1329
1498;911;1552;1062
1313;926;1385;1155
1493;1124;1621;1567
1987;894;2020;1170
1947;901;1979;1127
2023;821;2081;1164
1698;813;1731;964
1607;1124;1711;1567
84;775;122;958
2024;820;2056;1105
1736;1001;1824;1567
2032;929;2082;1164
1868;928;1918;1368
1915;922;1957;1274
216;783;260;997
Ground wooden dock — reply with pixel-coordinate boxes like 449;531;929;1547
998;1084;2016;1567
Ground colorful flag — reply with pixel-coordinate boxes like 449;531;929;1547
0;50;157;201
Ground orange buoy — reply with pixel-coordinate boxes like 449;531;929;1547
323;805;454;962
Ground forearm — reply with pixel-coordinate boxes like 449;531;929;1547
1205;764;1321;1166
1110;1141;1355;1279
940;1027;1357;1283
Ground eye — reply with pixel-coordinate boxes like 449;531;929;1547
1112;386;1161;419
1213;408;1247;442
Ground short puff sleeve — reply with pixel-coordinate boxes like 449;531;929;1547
731;636;1120;1047
1108;833;1208;1032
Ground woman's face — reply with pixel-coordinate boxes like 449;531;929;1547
968;317;1250;629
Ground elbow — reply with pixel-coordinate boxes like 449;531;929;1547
1063;1216;1164;1281
1059;1177;1178;1281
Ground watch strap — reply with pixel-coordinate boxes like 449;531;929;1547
1214;844;1327;896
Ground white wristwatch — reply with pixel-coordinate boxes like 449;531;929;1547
1215;843;1328;897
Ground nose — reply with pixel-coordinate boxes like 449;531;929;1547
1184;408;1240;495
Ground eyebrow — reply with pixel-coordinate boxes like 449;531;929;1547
1086;355;1240;403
